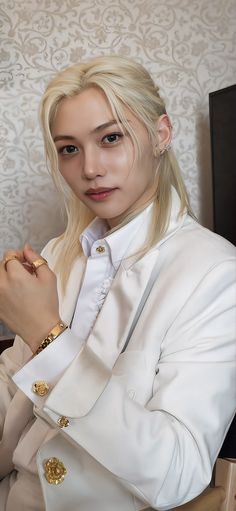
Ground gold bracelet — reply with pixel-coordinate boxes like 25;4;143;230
35;321;68;355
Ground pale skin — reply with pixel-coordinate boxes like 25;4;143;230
0;87;171;353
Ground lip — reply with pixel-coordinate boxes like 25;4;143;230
85;187;117;201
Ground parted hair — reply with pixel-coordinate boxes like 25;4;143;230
39;54;193;291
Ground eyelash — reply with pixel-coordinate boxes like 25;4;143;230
102;132;123;144
58;145;78;156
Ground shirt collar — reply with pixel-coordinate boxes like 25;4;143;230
80;204;153;270
80;217;108;258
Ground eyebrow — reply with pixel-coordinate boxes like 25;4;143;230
53;120;120;142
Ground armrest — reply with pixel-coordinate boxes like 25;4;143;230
171;486;225;511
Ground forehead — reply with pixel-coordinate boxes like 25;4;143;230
52;87;119;132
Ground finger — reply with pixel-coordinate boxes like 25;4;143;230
23;244;49;276
2;249;25;271
3;249;24;262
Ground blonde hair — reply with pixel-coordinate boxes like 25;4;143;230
40;54;193;290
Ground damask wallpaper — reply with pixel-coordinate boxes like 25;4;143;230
0;0;236;257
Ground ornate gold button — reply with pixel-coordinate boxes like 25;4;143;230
44;457;67;485
32;381;50;396
57;416;70;428
96;245;105;253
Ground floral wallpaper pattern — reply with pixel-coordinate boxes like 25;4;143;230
0;0;236;334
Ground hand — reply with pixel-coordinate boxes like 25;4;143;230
0;244;61;353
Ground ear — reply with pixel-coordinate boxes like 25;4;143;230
154;114;172;156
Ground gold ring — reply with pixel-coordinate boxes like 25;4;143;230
3;254;19;270
31;257;48;271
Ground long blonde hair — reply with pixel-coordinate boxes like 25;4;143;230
39;55;193;290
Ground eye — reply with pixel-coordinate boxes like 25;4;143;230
102;133;123;145
58;145;79;155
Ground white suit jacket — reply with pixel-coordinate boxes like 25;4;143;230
0;191;236;511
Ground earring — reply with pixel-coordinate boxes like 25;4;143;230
160;143;171;155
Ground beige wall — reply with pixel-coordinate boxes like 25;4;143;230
0;0;236;262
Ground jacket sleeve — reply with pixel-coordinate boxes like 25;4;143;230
0;336;33;479
35;259;236;510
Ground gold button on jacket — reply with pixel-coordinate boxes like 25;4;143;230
96;245;105;253
44;457;67;485
32;381;50;396
57;416;70;428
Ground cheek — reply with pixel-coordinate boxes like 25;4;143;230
58;167;81;196
100;144;133;174
59;159;79;181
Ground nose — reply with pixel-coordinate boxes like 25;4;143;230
82;147;106;180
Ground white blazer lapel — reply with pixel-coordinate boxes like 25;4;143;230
85;248;159;368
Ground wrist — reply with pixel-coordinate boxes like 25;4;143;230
35;320;68;355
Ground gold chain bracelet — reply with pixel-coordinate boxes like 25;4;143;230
35;321;68;355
